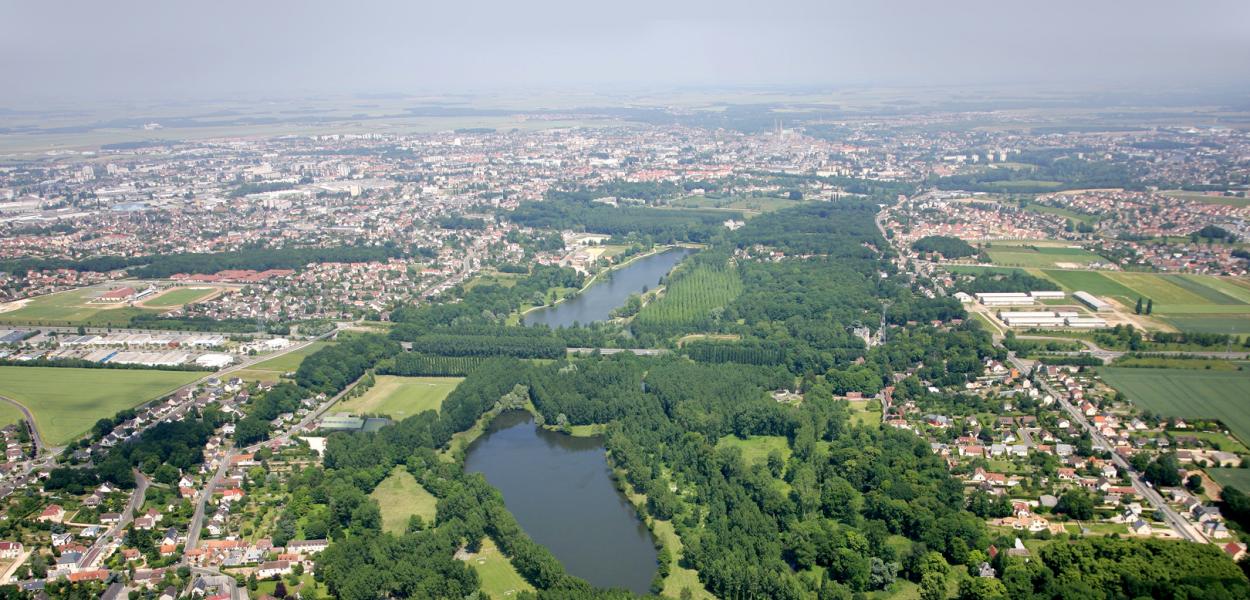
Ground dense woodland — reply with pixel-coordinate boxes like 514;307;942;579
0;243;404;277
508;195;739;242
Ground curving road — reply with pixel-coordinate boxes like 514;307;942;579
0;394;46;454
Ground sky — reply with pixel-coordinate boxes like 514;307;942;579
2;0;1248;104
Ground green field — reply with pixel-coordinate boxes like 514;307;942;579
1099;368;1250;445
716;435;792;465
1207;468;1250;492
0;287;160;327
945;265;1027;276
1038;270;1250;328
370;467;438;534
0;401;24;429
1022;204;1100;225
634;263;743;333
142;287;216;307
987;245;1108;268
336;376;462;418
469;538;535;598
247;341;334;374
0;366;201;446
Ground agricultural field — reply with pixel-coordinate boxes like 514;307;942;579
1207;468;1250;492
371;467;438;534
0;286;160;327
671;194;800;216
1160;190;1250;208
985;245;1109;268
1021;204;1100;225
336;375;462;418
633;263;742;333
140;286;217;308
0;366;201;446
716;435;791;465
1039;270;1250;327
1099;367;1250;446
468;537;535;599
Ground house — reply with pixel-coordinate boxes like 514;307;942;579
1204;521;1231;539
1224;542;1247;562
51;532;74;547
286;539;329;555
38;504;65;523
1128;520;1151;535
220;488;244;502
100;512;122;524
67;569;109;583
0;541;21;558
256;560;292;579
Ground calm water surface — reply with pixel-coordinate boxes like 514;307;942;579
523;247;695;328
464;410;658;593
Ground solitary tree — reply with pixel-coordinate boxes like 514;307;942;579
1146;299;1153;315
1134;298;1143;315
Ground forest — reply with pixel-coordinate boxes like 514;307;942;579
508;196;738;242
0;243;403;277
911;235;977;259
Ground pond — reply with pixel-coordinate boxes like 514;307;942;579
523;247;695;328
463;410;658;593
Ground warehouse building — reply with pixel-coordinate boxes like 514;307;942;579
1074;291;1111;312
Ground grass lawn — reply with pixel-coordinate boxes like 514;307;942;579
141;286;216;307
256;573;328;599
247;341;334;374
1040;269;1138;299
1099;367;1250;446
0;287;160;327
229;368;283;384
1111;356;1241;370
944;265;1028;276
371;467;438;534
469;537;535;598
1176;430;1250;455
716;435;791;465
1207;468;1250;491
653;518;714;599
337;375;462;418
848;399;882;427
0;366;201;445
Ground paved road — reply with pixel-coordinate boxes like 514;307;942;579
1008;353;1207;543
81;470;149;568
185;449;236;551
0;395;46;454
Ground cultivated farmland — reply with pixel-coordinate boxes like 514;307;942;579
0;366;202;446
986;245;1108;268
141;286;217;308
1099;367;1250;445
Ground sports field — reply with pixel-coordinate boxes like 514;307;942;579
986;245;1108;268
141;287;216;308
336;375;462;418
371;467;438;534
0;287;159;327
1099;367;1250;445
0;366;201;446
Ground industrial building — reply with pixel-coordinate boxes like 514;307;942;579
1074;291;1111;312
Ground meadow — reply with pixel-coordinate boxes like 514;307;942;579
986;245;1108;268
336;375;462;419
634;263;742;334
0;366;201;446
1099;367;1250;446
370;467;438;534
716;435;792;465
246;341;334;374
469;538;535;599
0;287;159;327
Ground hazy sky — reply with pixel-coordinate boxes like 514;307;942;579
3;0;1248;104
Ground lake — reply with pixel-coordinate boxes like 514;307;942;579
464;410;658;593
523;247;695;328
